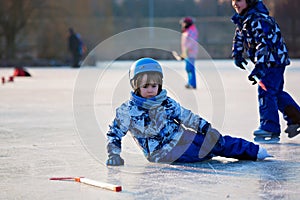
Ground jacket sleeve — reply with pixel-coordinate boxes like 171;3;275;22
106;103;130;156
180;32;188;58
171;100;210;134
232;27;245;58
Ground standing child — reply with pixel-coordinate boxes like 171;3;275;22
179;17;198;89
231;0;300;143
106;57;271;166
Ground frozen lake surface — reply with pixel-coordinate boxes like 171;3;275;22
0;60;299;199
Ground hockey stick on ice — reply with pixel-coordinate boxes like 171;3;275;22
50;177;122;192
49;176;84;181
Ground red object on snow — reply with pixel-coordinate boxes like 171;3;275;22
1;77;5;84
13;67;31;77
8;76;14;82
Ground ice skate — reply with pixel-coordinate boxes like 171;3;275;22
285;124;300;138
253;129;280;144
284;105;300;138
185;84;196;89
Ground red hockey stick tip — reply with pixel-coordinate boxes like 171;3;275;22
114;186;122;192
258;81;267;91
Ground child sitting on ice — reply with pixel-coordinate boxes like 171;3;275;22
106;58;271;166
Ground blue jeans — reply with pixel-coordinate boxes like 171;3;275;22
258;66;300;133
159;130;259;163
185;58;196;88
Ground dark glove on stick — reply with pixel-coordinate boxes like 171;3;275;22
234;56;248;70
248;64;266;85
248;75;257;85
106;154;124;166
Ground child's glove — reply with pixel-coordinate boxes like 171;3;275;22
106;154;124;166
234;56;247;70
248;64;266;85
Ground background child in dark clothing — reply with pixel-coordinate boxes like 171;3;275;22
231;0;300;143
68;28;83;68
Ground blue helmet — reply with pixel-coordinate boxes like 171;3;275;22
129;57;163;88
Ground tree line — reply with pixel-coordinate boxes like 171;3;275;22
0;0;299;65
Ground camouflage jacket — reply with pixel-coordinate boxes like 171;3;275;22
231;1;290;67
106;89;210;162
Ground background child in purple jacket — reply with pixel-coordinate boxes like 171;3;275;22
179;17;199;89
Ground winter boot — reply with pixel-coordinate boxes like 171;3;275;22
257;146;273;161
254;129;280;143
284;105;300;138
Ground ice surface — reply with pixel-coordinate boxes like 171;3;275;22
0;60;299;199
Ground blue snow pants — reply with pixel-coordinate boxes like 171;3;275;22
159;130;259;163
185;58;196;88
258;66;300;134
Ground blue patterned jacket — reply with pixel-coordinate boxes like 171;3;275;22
231;1;290;67
106;89;210;162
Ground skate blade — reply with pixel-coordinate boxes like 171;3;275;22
254;136;280;144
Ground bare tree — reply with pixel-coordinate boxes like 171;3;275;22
0;0;46;59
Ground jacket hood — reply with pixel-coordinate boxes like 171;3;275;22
247;0;269;15
231;1;269;25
